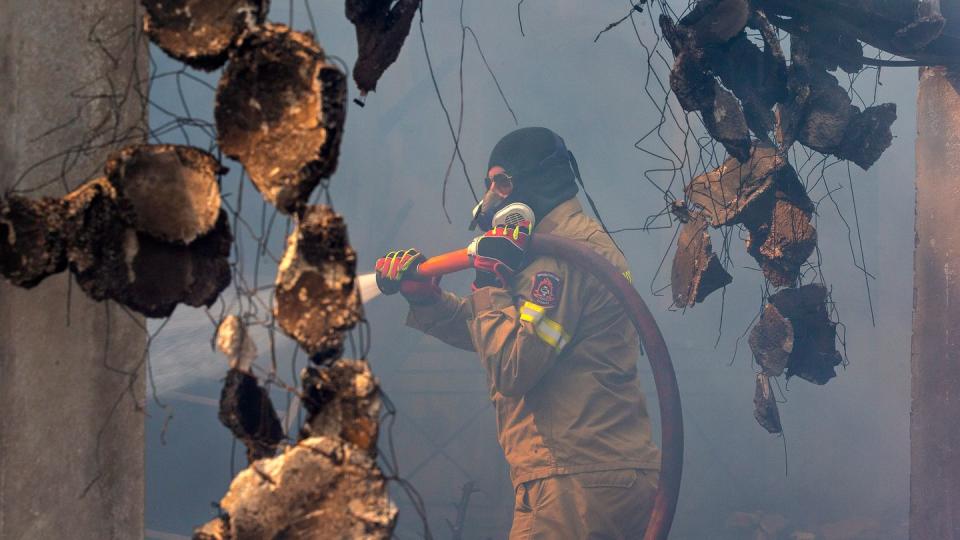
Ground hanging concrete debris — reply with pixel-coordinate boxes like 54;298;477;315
744;198;817;288
275;205;360;356
753;373;782;434
749;284;842;385
781;36;898;170
218;368;285;462
300;359;380;454
748;303;793;377
0;195;67;288
105;144;224;244
670;216;732;307
141;0;269;70
346;0;421;94
115;211;233;317
677;0;750;46
193;436;397;540
683;143;786;227
217;315;258;372
215;24;347;214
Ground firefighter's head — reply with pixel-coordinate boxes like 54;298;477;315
471;127;579;230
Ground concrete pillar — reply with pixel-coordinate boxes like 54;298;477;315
911;66;960;540
0;1;146;538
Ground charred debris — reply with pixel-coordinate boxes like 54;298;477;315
658;0;947;433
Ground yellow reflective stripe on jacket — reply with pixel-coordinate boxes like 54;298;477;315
623;270;633;284
519;302;546;324
519;301;570;352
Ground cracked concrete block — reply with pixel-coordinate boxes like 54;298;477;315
684;143;786;227
219;368;285;462
300;359;381;454
745;198;817;288
754;373;783;434
275;205;359;355
194;436;396;540
215;24;347;214
105;144;224;244
838;103;898;170
751;284;842;385
671;216;732;307
141;0;269;70
749;302;793;377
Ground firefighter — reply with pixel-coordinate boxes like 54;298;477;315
376;127;661;539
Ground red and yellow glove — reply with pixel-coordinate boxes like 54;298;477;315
471;220;531;290
375;248;442;305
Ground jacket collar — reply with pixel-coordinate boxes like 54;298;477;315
534;197;583;235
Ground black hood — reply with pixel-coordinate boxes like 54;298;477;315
486;127;579;223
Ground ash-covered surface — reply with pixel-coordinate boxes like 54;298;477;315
0;195;67;288
219;368;285;462
142;0;269;71
346;0;421;94
193;436;397;540
105;144;224;244
670;216;732;307
215;24;346;214
753;373;783;434
301;359;381;454
275;205;360;355
749;284;842;385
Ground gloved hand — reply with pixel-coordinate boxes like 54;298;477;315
472;220;531;290
375;248;442;305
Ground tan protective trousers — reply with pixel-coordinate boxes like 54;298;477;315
509;468;659;540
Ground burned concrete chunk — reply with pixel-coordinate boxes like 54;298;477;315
838;103;897;170
678;0;750;45
702;85;753;161
73;209;232;318
217;315;258;372
0;195;67;288
768;284;842;385
754;373;783;434
275;205;359;355
195;437;397;539
346;0;420;94
710;32;787;138
141;0;268;71
749;302;794;376
219;368;284;462
684;143;785;227
793;68;856;154
745;199;817;288
105;144;224;244
671;216;732;307
216;24;346;213
300;359;381;454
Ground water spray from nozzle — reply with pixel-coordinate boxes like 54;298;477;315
357;272;382;304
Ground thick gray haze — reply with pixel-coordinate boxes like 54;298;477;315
145;2;917;538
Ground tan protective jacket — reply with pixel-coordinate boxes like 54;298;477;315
407;197;661;487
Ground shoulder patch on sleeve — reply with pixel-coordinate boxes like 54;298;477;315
530;271;562;308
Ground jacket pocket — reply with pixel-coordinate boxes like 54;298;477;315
575;468;639;489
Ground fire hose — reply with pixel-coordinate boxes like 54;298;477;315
411;233;683;540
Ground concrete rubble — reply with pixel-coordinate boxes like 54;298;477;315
218;368;285;462
274;205;360;357
193;436;396;540
670;215;732;307
749;284;842;385
300;359;381;454
753;373;783;434
141;0;269;70
215;24;346;214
